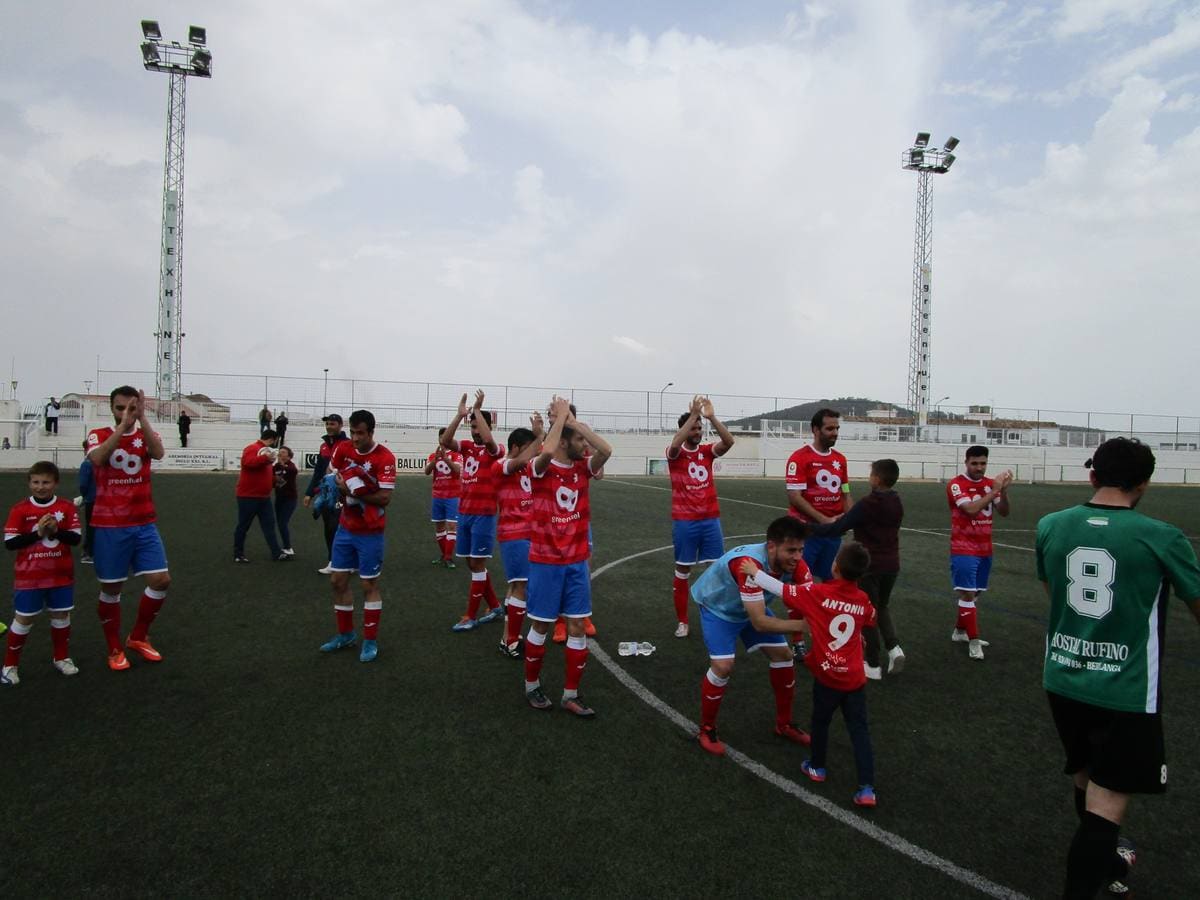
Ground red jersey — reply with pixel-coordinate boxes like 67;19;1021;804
666;442;721;520
428;451;463;499
785;444;849;521
947;474;995;557
329;442;396;534
728;555;813;603
529;458;595;565
782;579;876;691
236;441;276;498
87;426;158;527
457;439;504;516
495;459;533;542
5;497;80;589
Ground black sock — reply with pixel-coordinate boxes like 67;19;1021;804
1073;786;1086;821
1063;812;1119;899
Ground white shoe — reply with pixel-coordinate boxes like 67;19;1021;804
1;665;18;686
864;662;882;681
674;622;689;638
317;564;334;575
53;658;80;676
887;645;906;674
951;628;969;643
968;639;985;660
282;548;295;557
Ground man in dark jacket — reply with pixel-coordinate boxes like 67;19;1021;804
303;414;350;574
177;411;191;448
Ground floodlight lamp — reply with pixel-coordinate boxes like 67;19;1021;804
188;25;206;46
908;148;923;166
141;19;162;40
941;153;956;171
914;132;930;147
192;48;212;76
943;136;959;152
141;42;160;64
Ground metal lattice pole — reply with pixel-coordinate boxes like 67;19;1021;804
156;71;186;410
902;133;958;439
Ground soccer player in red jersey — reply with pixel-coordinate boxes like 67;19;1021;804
424;428;463;569
522;397;611;717
232;429;287;563
689;516;814;755
493;415;543;657
741;541;879;806
3;462;83;685
86;386;170;671
947;445;1012;660
667;395;734;638
318;410;396;663
785;408;852;581
442;391;506;631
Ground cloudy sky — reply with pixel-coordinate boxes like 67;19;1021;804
2;0;1198;420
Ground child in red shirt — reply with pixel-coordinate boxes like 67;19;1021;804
740;541;878;806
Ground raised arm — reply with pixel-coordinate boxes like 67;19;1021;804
441;394;468;451
571;417;612;472
470;389;499;454
701;397;735;456
532;398;570;475
668;396;702;458
88;402;138;466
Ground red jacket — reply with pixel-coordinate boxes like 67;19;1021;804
237;442;276;498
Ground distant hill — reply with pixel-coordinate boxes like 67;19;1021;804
725;397;907;429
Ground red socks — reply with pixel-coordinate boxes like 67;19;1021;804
442;532;456;560
467;572;487;619
956;600;979;639
673;570;690;624
50;618;71;661
363;601;381;640
768;660;796;728
482;572;499;610
524;629;548;685
4;621;30;668
98;594;122;653
564;635;589;691
335;604;354;634
700;668;729;729
505;597;526;643
129;588;166;643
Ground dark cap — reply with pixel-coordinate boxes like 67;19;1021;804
322;414;343;425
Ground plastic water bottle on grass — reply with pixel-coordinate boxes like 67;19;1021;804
618;642;656;657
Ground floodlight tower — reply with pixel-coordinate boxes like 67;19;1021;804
139;20;211;414
901;132;958;439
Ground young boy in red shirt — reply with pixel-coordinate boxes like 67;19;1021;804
740;541;878;806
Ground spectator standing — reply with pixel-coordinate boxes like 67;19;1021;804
233;429;288;563
258;406;272;437
2;438;10;450
273;446;298;557
177;410;191;448
274;410;289;445
44;398;60;435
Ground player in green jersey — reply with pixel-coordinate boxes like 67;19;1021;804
1037;437;1200;899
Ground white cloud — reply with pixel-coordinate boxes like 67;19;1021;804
612;336;652;355
1054;0;1170;38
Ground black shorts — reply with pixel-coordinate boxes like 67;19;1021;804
1047;691;1167;795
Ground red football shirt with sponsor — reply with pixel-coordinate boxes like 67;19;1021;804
457;440;504;516
5;497;80;589
329;442;397;534
428;450;463;499
667;443;721;520
529;458;595;565
495;459;533;542
781;579;876;691
785;444;849;522
947;474;995;557
87;426;157;527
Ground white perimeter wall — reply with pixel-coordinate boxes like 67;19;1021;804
7;423;1200;484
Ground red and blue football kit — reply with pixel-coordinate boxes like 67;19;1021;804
429;451;463;500
329;442;397;534
5;497;80;590
947;474;995;557
87;426;157;527
666;443;720;520
457;440;504;516
495;459;533;543
785;445;849;522
529;458;595;566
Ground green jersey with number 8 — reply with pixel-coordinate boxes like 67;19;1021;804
1037;503;1200;713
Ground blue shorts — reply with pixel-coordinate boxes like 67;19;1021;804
331;528;385;579
803;534;842;581
673;518;724;565
94;524;169;583
456;513;497;558
951;554;992;593
500;539;531;583
698;605;788;659
526;561;591;621
431;496;459;522
13;585;74;616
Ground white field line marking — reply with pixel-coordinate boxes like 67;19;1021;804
589;543;1029;900
605;479;1036;553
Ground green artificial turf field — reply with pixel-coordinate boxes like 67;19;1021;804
2;471;1198;898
